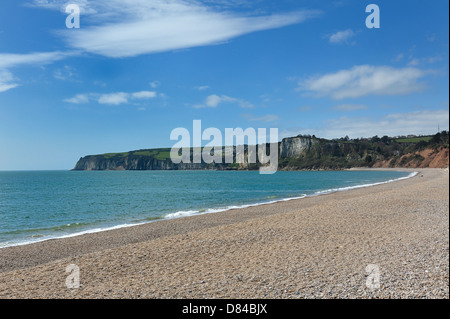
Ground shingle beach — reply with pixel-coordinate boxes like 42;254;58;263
0;168;448;299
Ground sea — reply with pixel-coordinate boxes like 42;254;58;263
0;170;416;248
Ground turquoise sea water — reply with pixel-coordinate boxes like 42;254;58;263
0;170;415;248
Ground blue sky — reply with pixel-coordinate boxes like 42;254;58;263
0;0;448;170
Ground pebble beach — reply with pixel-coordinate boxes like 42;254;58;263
0;168;448;299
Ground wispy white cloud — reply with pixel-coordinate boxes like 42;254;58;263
0;70;19;93
205;94;222;107
328;29;355;44
321;109;449;138
31;0;319;58
131;91;157;99
28;0;98;14
194;94;254;109
242;113;280;123
196;85;210;91
63;93;90;104
408;55;443;66
53;65;76;80
98;92;129;105
6;1;316;92
408;58;419;66
149;81;160;88
64;90;158;105
394;53;404;62
299;65;431;100
281;109;449;139
93;80;107;87
332;104;368;112
0;51;75;69
0;51;78;93
426;34;437;43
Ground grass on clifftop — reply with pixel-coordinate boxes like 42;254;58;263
101;149;172;161
133;149;171;161
395;136;433;143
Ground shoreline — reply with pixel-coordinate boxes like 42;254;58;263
0;169;418;250
0;167;448;298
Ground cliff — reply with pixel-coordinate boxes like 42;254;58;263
279;135;317;157
73;132;449;171
73;148;230;171
372;147;449;169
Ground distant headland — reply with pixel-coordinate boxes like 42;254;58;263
73;131;449;171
